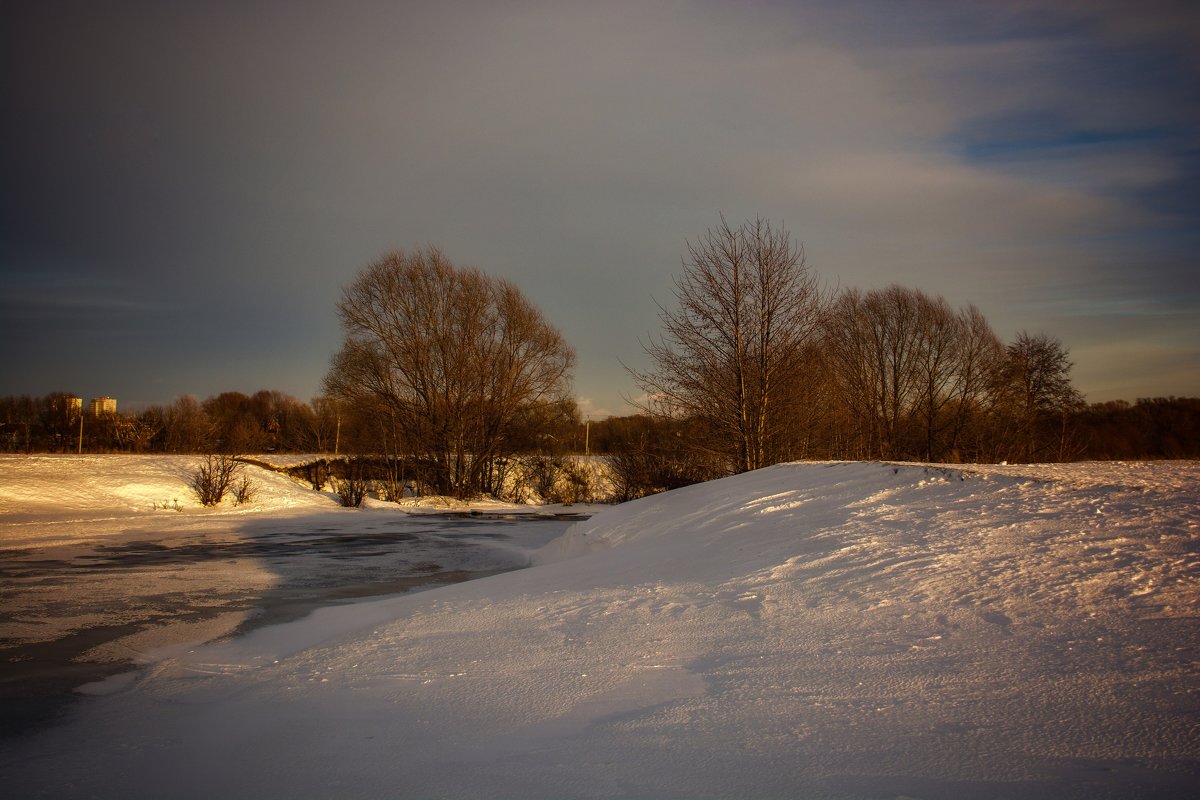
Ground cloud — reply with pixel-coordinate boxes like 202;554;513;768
2;0;1196;407
575;397;612;421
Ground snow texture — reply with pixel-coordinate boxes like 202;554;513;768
2;457;1198;798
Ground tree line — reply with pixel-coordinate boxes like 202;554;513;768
4;387;1194;472
0;390;334;454
4;223;1195;502
0;387;585;463
626;217;1101;475
581;396;1200;499
615;216;1198;493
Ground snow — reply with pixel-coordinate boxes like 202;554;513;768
0;454;336;545
0;455;586;678
2;457;1198;798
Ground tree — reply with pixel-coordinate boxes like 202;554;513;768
37;392;82;452
822;286;923;459
0;394;37;452
943;304;1005;461
203;392;266;453
324;247;575;498
163;395;213;453
996;331;1085;462
630;216;825;473
307;396;343;454
822;286;1007;462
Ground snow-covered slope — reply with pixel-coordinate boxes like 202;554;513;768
0;455;336;546
3;460;1197;798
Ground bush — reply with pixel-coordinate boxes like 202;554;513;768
549;460;592;504
336;459;367;507
608;446;720;502
306;458;329;491
232;475;257;506
497;455;596;504
190;454;241;506
527;455;562;501
336;476;367;507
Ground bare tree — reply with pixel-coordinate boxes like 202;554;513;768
911;292;961;461
630;216;825;473
820;290;879;457
324;247;574;498
941;304;1005;460
996;331;1085;462
823;286;1007;462
164;395;213;453
307;396;342;454
822;286;924;459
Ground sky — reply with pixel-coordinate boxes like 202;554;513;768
2;0;1198;418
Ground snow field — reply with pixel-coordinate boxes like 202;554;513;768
1;459;1197;798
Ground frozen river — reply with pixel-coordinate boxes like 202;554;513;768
0;510;582;737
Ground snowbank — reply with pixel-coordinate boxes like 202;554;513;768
2;460;1197;798
0;455;335;546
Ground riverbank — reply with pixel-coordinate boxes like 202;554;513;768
0;455;592;737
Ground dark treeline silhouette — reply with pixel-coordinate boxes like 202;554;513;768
0;390;330;454
0;390;571;461
325;395;583;499
584;397;1200;496
4;390;1195;466
1072;397;1200;460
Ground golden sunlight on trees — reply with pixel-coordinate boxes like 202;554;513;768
821;286;1006;462
995;331;1086;462
626;217;1102;481
323;247;575;498
629;216;826;474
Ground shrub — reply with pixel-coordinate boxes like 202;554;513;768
608;446;719;502
549;460;592;504
190;454;241;506
232;475;257;506
336;459;367;507
527;455;562;501
307;459;329;491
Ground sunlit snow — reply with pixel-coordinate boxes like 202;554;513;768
2;456;1197;798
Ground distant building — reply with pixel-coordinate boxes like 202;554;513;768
89;397;117;416
67;396;83;414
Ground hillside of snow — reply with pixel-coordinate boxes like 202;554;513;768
2;459;1198;798
0;454;337;546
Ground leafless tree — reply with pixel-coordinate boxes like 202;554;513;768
823;286;1006;462
911;293;961;461
164;395;213;453
630;216;825;473
945;304;1005;460
822;286;923;459
995;331;1085;462
324;247;575;498
307;396;343;454
189;453;242;506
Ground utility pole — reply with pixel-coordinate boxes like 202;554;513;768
584;419;590;458
77;410;83;455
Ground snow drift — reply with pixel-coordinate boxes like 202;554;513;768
2;460;1197;798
